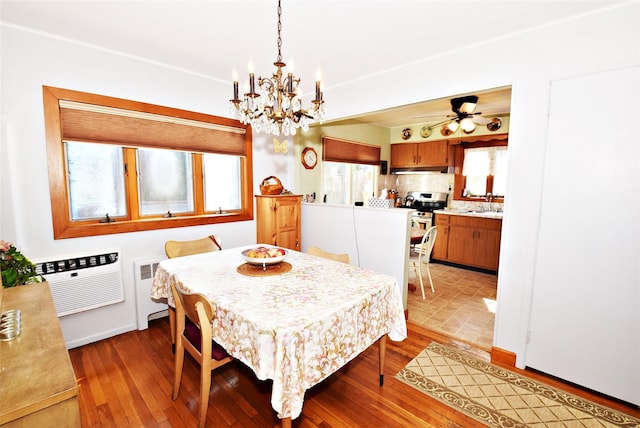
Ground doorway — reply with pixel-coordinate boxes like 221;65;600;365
407;262;497;350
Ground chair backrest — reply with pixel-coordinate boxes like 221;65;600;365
170;283;214;348
307;246;350;264
417;226;438;258
165;235;222;258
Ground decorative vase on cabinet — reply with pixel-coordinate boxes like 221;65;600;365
255;195;302;250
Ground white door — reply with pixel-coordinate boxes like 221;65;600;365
525;66;639;405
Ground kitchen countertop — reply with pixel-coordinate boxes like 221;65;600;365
433;209;503;219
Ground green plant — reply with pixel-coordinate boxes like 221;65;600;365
0;240;43;288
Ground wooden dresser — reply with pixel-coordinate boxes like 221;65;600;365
0;282;80;427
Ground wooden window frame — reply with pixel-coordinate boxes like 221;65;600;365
451;134;508;202
43;86;253;239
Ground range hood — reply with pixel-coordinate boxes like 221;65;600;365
391;165;451;174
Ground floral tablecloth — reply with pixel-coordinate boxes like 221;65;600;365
151;246;407;420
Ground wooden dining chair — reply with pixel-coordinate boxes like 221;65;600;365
171;283;234;428
165;235;222;258
306;246;350;264
165;235;222;350
410;226;438;299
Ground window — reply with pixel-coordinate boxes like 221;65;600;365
66;141;127;220
136;148;194;216
203;153;242;213
320;136;380;205
452;136;508;201
462;146;508;197
323;162;377;205
43;86;253;239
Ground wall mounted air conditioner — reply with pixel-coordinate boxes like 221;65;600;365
33;250;124;317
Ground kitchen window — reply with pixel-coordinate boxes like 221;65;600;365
462;146;508;197
43;86;253;239
321;137;380;205
323;162;377;205
452;137;508;201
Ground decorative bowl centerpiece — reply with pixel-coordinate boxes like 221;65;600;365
241;246;288;268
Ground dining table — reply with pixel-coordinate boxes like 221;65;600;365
150;245;407;427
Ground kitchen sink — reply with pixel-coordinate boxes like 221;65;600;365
457;210;504;218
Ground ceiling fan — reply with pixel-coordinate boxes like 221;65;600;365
423;95;501;136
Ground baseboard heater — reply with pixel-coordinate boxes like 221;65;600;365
133;256;167;330
33;250;124;317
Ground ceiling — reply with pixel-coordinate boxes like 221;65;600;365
326;86;513;128
0;1;623;128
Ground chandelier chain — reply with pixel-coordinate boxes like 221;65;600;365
276;0;282;63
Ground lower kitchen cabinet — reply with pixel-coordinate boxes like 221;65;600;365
255;195;302;251
433;214;502;271
432;214;450;260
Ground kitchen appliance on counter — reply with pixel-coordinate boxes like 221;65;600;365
402;191;448;229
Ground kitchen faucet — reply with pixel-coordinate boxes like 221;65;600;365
485;193;494;212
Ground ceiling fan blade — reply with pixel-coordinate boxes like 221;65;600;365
472;115;491;125
411;114;445;119
424;117;455;128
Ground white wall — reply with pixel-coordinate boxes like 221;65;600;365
0;26;295;347
301;203;412;307
2;2;638;371
320;3;638;366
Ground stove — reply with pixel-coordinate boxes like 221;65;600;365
402;191;448;228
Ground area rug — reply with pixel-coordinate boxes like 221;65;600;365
395;342;640;427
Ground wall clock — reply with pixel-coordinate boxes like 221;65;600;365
301;147;318;169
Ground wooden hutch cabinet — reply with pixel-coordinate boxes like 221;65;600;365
255;195;302;251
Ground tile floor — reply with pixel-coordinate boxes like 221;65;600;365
407;261;498;350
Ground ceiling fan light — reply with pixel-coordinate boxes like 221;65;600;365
460;117;476;132
447;121;459;132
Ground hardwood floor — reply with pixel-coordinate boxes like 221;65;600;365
68;317;639;427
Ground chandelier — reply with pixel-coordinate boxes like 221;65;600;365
230;0;325;136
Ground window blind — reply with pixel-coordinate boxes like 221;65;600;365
58;100;247;156
322;136;381;165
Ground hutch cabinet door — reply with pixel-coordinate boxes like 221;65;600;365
255;195;302;250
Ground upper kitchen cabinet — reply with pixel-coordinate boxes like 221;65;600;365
390;140;449;172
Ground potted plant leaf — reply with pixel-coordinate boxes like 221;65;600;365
0;240;44;288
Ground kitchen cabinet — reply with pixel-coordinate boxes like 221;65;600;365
256;195;302;250
433;214;501;271
432;214;450;260
390;140;448;169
